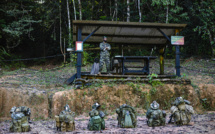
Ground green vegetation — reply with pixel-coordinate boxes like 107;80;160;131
147;73;158;84
0;0;214;69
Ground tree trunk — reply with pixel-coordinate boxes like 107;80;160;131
127;0;130;22
60;1;65;63
115;0;118;21
66;0;71;47
112;10;115;21
138;0;141;22
78;0;82;20
166;4;169;23
110;0;111;18
72;0;77;20
64;38;66;63
208;29;214;57
91;0;94;19
60;1;62;54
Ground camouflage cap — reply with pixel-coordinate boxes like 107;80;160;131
150;101;159;110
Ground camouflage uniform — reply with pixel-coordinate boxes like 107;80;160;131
55;104;75;132
170;97;194;125
99;42;111;73
10;106;31;132
146;101;166;127
116;104;137;128
88;103;105;131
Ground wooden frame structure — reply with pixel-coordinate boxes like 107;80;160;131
66;20;187;86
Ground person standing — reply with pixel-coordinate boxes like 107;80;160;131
99;36;111;75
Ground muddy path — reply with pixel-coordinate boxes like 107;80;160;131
0;112;214;134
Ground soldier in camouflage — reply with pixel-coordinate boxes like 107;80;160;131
146;101;166;127
99;36;111;75
10;106;31;132
116;104;137;128
169;97;194;126
87;103;105;131
55;104;75;132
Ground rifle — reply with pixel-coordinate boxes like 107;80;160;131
168;114;173;124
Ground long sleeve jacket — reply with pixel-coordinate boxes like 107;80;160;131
100;42;111;56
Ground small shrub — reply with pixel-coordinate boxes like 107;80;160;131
150;87;157;95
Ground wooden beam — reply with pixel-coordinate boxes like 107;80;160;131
75;33;169;39
73;20;187;29
84;46;155;51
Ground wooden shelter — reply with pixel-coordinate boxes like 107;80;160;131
67;20;187;86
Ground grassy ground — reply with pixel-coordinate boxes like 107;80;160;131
1;57;214;90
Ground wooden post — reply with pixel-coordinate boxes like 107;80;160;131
175;29;180;77
159;47;165;75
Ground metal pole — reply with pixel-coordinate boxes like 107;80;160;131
77;27;82;78
82;26;101;43
157;28;171;42
175;29;180;77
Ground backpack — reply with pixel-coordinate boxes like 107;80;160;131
116;104;137;128
88;115;102;131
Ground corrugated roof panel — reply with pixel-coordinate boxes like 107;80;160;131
73;20;186;45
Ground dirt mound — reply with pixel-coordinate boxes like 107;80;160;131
0;87;49;120
198;84;215;109
0;84;214;120
52;84;201;115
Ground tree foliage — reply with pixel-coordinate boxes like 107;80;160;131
0;0;214;66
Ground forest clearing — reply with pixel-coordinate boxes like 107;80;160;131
1;0;215;133
0;58;215;133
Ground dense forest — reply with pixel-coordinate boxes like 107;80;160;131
0;0;214;68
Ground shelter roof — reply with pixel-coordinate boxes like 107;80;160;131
73;20;187;46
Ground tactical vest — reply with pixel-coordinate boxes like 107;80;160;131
88;109;105;131
10;106;30;132
55;111;75;132
146;109;166;127
171;99;194;125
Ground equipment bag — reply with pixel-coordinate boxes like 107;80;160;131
91;115;102;131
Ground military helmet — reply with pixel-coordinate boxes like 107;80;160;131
150;101;159;110
92;103;100;109
175;97;184;106
116;108;120;114
10;106;16;114
64;104;71;112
